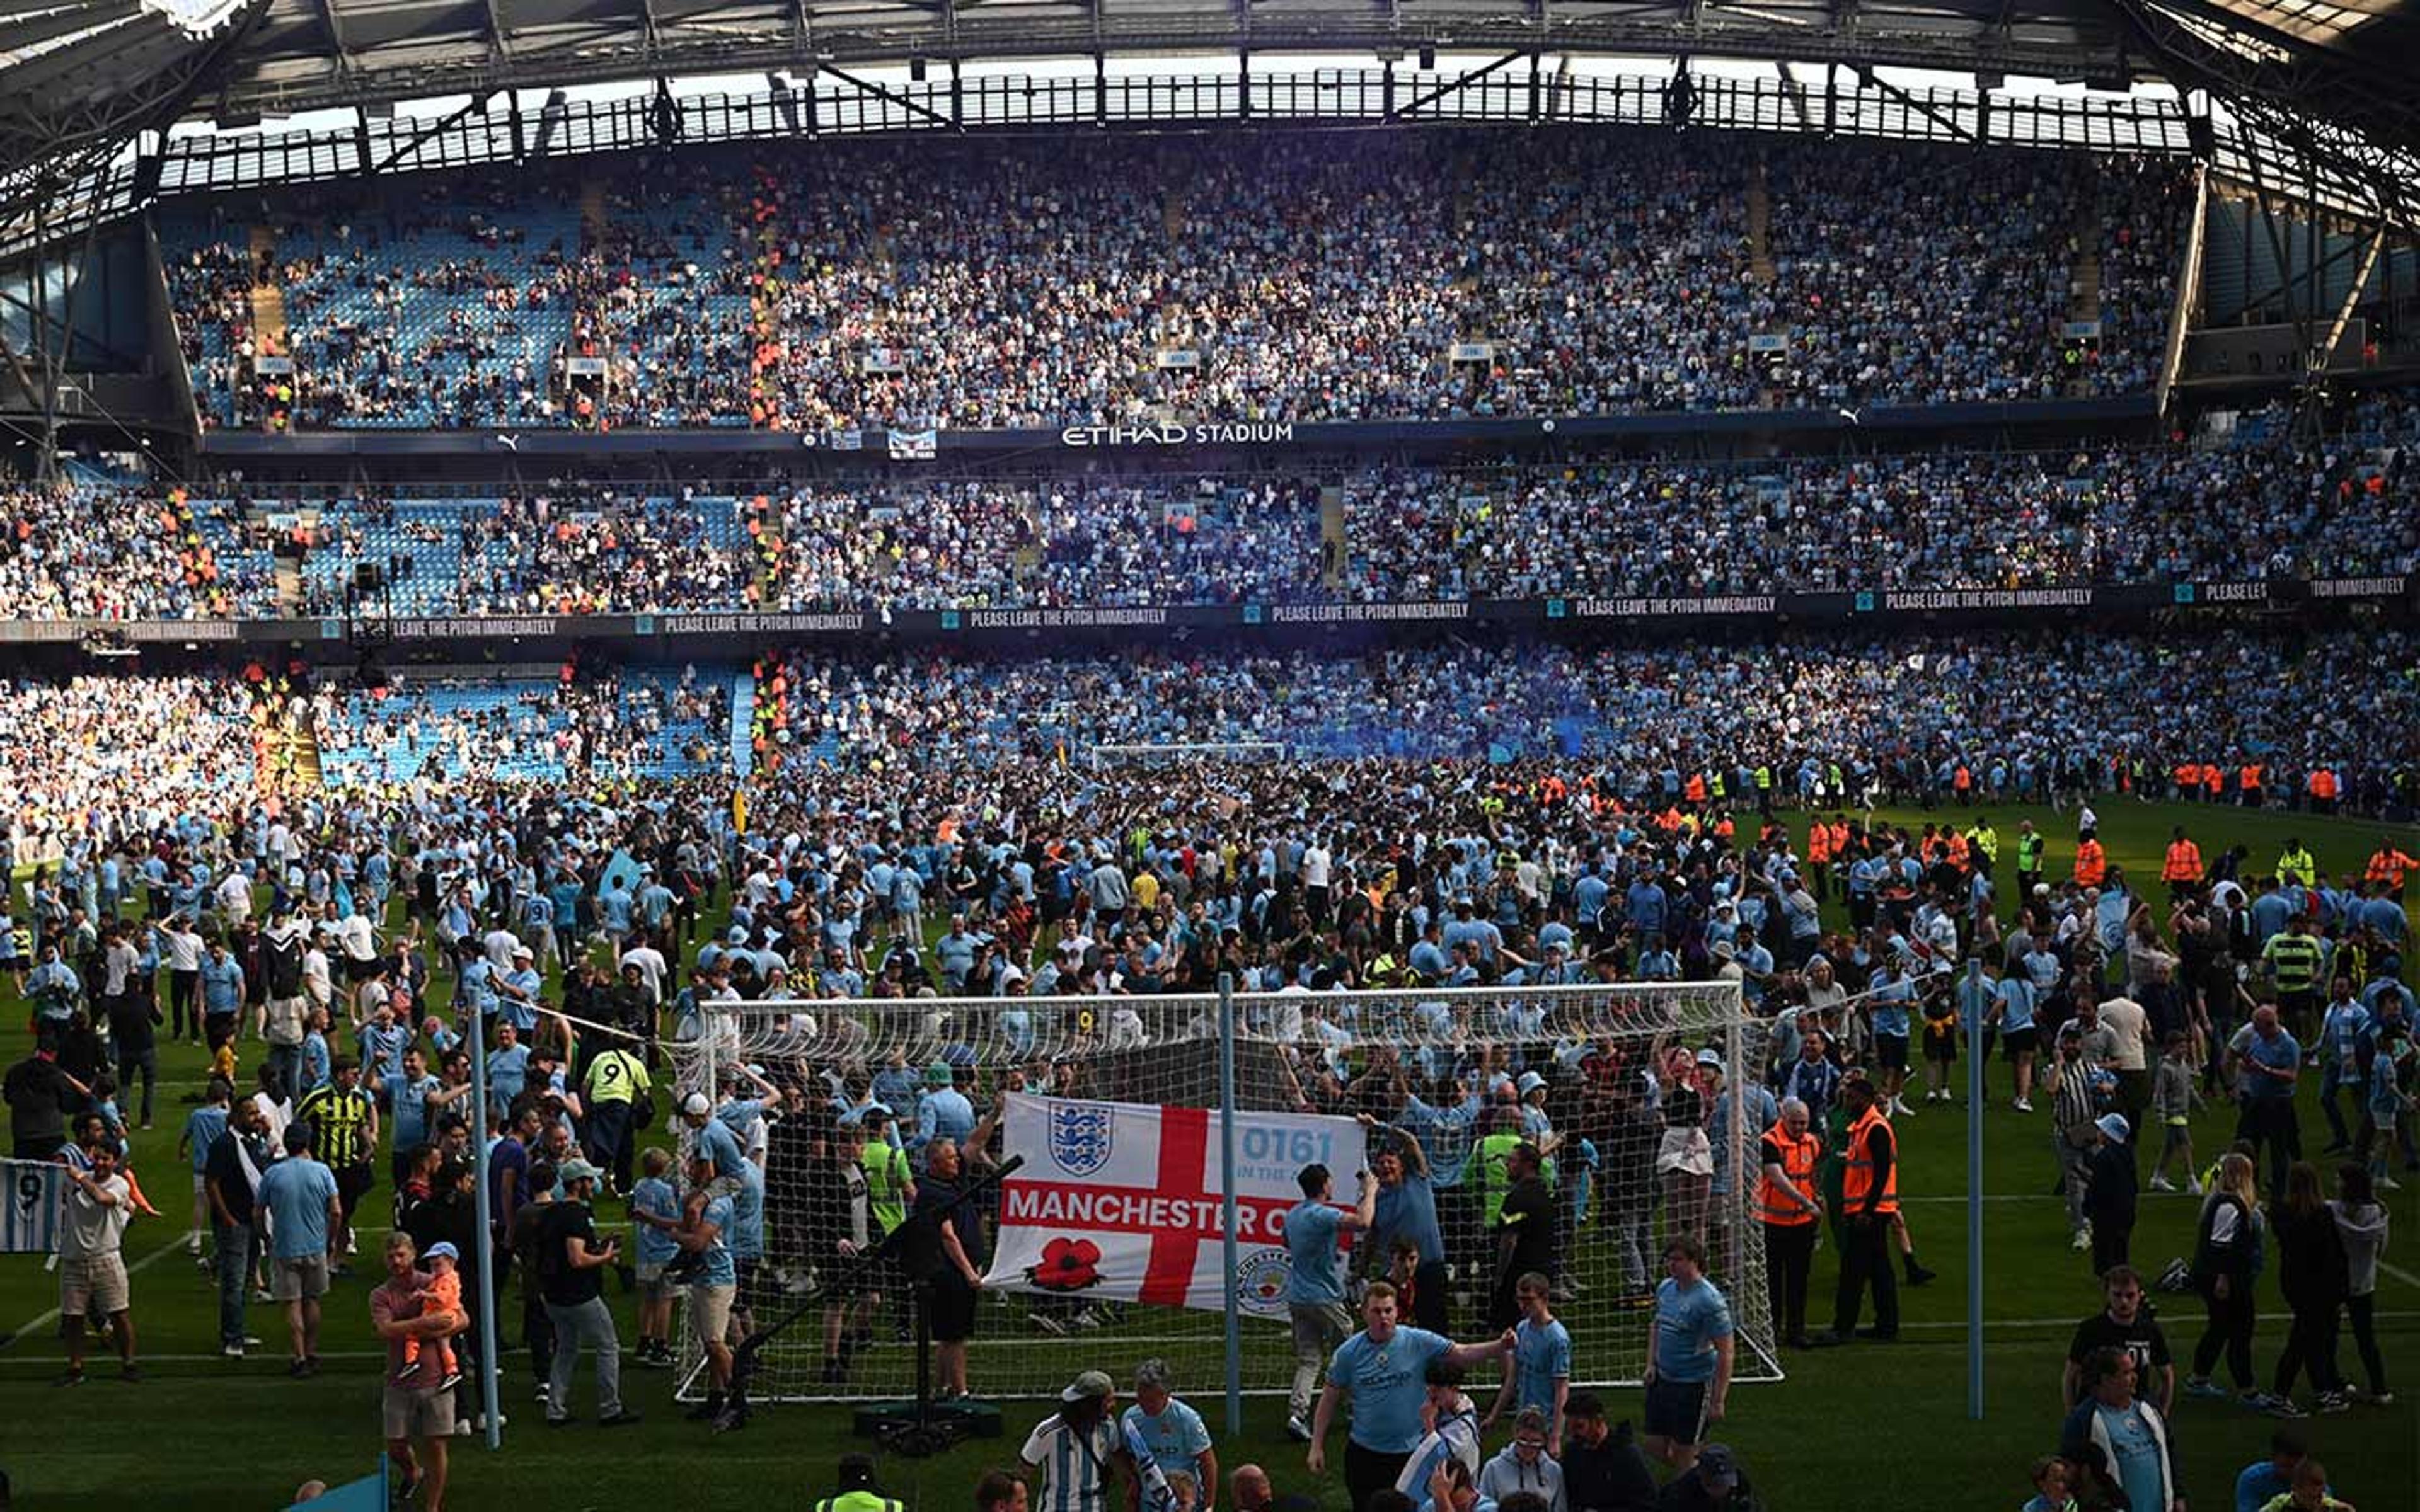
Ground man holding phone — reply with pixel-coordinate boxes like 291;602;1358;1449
539;1158;642;1427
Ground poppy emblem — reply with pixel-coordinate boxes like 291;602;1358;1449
1028;1235;1105;1292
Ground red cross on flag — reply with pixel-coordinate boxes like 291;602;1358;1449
984;1093;1368;1317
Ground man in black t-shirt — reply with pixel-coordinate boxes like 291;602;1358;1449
1557;1392;1659;1512
2060;1264;2174;1416
204;1095;272;1356
536;1159;638;1427
903;1138;986;1401
1491;1142;1555;1330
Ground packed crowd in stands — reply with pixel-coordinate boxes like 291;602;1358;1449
11;384;2414;620
1;675;270;845
0;483;277;620
1340;434;2414;600
164;130;2185;432
296;490;749;617
1759;148;2180;404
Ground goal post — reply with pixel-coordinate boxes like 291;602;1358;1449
664;980;1777;1402
1086;740;1288;769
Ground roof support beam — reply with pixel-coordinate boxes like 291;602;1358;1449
368;93;485;176
316;0;354;79
816;62;963;133
2233;225;2373;315
2142;0;2376;74
1865;71;1974;142
1386;51;1521;121
483;0;512;61
2305;226;2385;378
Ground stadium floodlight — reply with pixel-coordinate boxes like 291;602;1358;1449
139;0;250;31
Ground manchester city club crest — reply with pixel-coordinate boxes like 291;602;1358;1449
1049;1102;1116;1177
1232;1247;1294;1318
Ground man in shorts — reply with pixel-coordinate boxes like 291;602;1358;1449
59;1138;137;1384
625;1146;682;1366
372;1231;464;1511
256;1121;342;1376
677;1154;741;1425
1641;1235;1733;1477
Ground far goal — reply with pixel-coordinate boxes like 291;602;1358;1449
1086;740;1288;769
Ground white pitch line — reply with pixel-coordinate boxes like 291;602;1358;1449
3;1230;194;1347
0;1349;391;1366
1895;1311;2420;1332
2378;1258;2420;1297
1900;1194;2077;1204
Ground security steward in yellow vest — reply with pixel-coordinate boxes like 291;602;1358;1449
1967;819;2000;879
815;1454;904;1512
579;1042;652;1196
2015;823;2046;898
1756;1101;1825;1349
1811;1075;1899;1347
2276;840;2318;890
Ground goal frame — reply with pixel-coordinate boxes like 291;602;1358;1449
668;978;1777;1402
1085;740;1288;769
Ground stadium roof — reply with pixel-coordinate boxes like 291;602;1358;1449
0;0;2413;258
117;0;2420;139
0;1;261;151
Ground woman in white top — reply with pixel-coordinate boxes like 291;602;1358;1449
2331;1164;2393;1404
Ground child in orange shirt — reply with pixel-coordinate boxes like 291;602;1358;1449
397;1241;463;1389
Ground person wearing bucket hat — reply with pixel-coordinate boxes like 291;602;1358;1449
2083;1113;2140;1276
913;1061;974;1164
1022;1370;1131;1512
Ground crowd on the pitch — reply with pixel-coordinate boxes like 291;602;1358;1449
744;631;2420;818
165;131;2182;433
8;726;2411;1510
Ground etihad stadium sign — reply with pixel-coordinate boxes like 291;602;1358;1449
1059;422;1296;448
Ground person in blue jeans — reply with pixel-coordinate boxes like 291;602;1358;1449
1283;1162;1376;1442
203;1094;271;1357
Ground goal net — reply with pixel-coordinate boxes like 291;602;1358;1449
1086;740;1288;769
665;980;1777;1403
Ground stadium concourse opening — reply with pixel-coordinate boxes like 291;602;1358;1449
3;20;2420;1506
